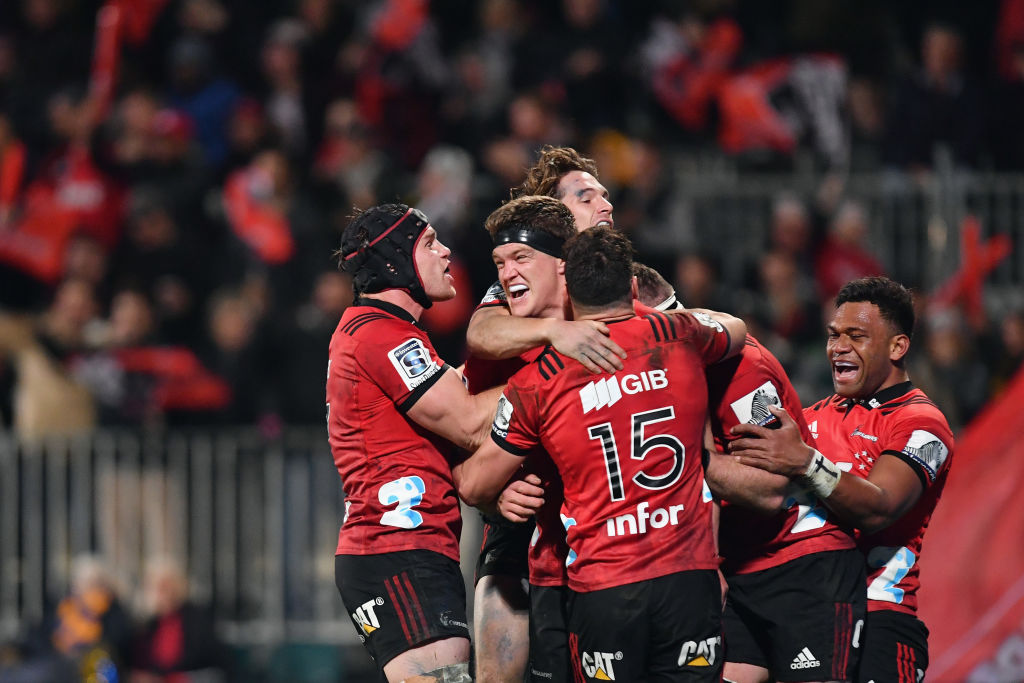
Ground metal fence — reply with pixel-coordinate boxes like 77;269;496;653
0;429;352;646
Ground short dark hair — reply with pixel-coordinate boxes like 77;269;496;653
484;195;577;243
632;263;678;309
513;146;600;199
835;276;915;338
564;226;634;308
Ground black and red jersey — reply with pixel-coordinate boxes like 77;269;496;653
327;299;461;562
492;310;731;592
708;334;856;575
804;381;954;616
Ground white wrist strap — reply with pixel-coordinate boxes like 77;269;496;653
802;449;841;499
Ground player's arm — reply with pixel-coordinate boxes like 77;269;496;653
704;452;789;513
452;437;528;507
406;371;506;452
729;405;924;534
465;305;626;373
688;308;747;360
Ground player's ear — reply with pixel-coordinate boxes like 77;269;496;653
557;258;565;275
890;333;910;363
630;276;639;301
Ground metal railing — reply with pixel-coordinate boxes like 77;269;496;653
0;428;355;645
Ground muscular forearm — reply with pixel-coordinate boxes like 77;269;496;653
818;475;911;535
466;308;553;359
705;453;788;514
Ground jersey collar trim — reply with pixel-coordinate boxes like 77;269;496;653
354;297;423;328
841;380;914;410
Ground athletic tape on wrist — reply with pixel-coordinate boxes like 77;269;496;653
802;449;841;499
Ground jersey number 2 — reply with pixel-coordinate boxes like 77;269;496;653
378;476;426;529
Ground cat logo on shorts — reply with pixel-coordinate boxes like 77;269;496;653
581;650;621;680
678;635;721;667
352;596;384;639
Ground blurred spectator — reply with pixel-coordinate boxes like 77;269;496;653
0;555;131;683
673;251;733;313
987;306;1024;395
814;199;885;303
273;270;353;424
129;558;228;682
0;278;98;440
165;34;241;169
882;21;984;171
847;77;887;171
112;188;211;347
311;97;395;211
259;18;312;160
912;306;991;430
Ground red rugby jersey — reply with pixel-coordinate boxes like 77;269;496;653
492;310;730;592
464;280;570;587
707;334;856;575
327;299;461;562
803;382;954;616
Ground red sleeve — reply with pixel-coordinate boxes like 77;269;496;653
361;322;448;411
489;376;540;455
880;406;954;489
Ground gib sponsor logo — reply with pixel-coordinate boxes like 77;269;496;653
678;635;721;667
351;596;384;640
606;501;686;537
579;370;668;413
581;650;621;680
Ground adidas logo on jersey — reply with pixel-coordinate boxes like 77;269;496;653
579;370;668;413
581;650;621;680
790;647;821;669
351;597;384;639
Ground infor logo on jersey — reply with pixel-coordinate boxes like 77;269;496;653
388;338;440;391
582;650;621;680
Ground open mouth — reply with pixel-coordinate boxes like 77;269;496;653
594;219;613;228
832;360;858;381
508;283;529;300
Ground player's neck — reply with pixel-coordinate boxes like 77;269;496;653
572;300;635;323
362;290;424;321
862;367;911;398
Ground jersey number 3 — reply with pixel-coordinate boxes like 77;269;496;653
378;476;426;529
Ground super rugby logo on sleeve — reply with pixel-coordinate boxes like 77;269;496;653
692;311;724;332
492;394;513;439
729;381;782;426
901;429;949;482
388;338;442;391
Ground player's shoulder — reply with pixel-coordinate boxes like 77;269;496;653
805;393;845;415
527;345;567;382
877;386;953;437
337;304;421;342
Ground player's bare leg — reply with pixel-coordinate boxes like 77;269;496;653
383;636;471;683
473;574;530;682
723;662;771;683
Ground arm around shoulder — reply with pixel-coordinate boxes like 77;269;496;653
406;368;505;452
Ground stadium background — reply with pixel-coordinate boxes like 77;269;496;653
0;0;1022;680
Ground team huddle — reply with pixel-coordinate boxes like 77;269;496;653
325;147;954;683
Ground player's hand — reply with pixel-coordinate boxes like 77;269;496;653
497;474;545;523
550;320;626;374
728;405;815;478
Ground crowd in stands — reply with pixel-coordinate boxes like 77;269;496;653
1;0;1023;435
0;555;228;682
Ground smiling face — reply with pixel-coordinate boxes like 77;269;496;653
556;170;613;231
414;226;456;302
827;301;909;398
492;242;566;319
